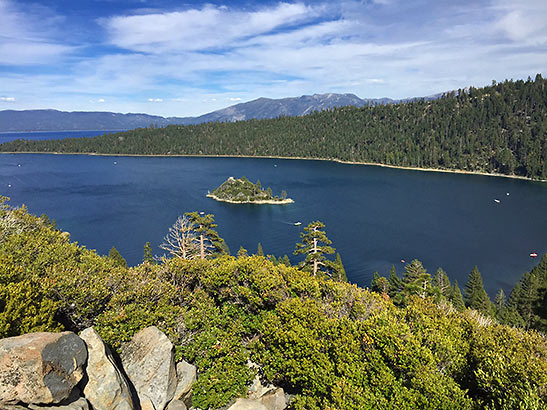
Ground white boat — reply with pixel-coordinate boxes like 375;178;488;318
294;221;302;226
494;199;500;203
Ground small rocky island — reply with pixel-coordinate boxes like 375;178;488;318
207;176;294;204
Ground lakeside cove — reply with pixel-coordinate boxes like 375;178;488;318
1;151;545;183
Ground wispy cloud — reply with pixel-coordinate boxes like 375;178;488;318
0;1;545;117
0;96;15;102
103;2;321;54
0;0;73;65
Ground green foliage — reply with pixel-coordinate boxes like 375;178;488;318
294;221;335;277
108;246;127;268
449;280;466;311
143;241;154;263
209;177;289;203
464;266;493;316
1;201;546;409
4;76;546;179
185;211;229;257
0;279;62;337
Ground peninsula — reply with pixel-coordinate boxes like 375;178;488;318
207;176;294;204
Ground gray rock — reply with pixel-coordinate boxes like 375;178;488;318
166;400;187;410
26;387;88;410
226;399;267;410
259;388;286;410
139;396;155;410
79;328;136;410
173;361;196;401
120;327;177;410
0;332;86;405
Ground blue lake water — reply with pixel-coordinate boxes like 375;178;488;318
0;130;123;144
0;153;545;297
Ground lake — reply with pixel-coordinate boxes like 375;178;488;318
0;153;545;297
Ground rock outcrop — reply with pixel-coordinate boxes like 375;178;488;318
0;327;287;410
79;327;135;410
120;327;177;410
173;361;196;402
0;332;86;405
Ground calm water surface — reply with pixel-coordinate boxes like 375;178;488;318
0;153;545;297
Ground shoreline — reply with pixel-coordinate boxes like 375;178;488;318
206;193;294;205
1;151;545;183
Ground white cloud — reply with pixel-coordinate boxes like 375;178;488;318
148;98;163;102
0;96;15;102
229;97;241;101
98;98;105;103
0;0;72;65
103;2;321;53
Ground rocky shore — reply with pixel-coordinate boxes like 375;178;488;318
0;327;287;410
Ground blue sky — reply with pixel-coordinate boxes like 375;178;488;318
0;0;545;117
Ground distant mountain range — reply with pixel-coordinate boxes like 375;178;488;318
0;92;442;132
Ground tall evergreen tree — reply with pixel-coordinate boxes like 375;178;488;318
371;272;389;293
388;265;401;296
463;266;492;316
402;260;432;299
449;280;466;311
494;288;507;322
432;268;451;298
185;212;229;259
294;221;334;276
257;243;264;257
331;252;347;282
143;241;154;263
108;246;127;268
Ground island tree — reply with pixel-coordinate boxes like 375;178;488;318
294;221;334;276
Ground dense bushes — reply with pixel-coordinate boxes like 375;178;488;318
0;200;546;409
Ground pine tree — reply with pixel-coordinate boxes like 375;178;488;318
294;221;334;276
185;212;228;259
432;268;451;298
257;243;264;257
402;260;431;299
449;280;466;311
388;265;401;296
371;272;388;293
143;242;153;263
108;246;127;268
518;272;539;330
494;288;507;322
331;253;347;282
463;266;492;316
281;254;291;266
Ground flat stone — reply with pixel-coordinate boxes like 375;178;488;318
227;399;268;410
27;388;89;410
173;361;196;401
259;388;286;410
0;332;86;405
79;328;135;410
120;327;176;410
166;400;187;410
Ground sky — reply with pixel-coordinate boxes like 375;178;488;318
0;0;546;118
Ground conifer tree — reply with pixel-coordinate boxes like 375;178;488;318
143;241;154;263
464;266;493;316
518;271;539;330
331;252;347;282
294;221;334;276
371;272;389;293
108;246;127;268
449;280;466;311
281;254;291;266
185;212;229;259
433;268;451;298
388;265;401;296
494;288;507;321
402;260;431;299
257;243;264;257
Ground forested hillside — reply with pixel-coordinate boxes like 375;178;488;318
1;197;546;409
1;75;546;179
